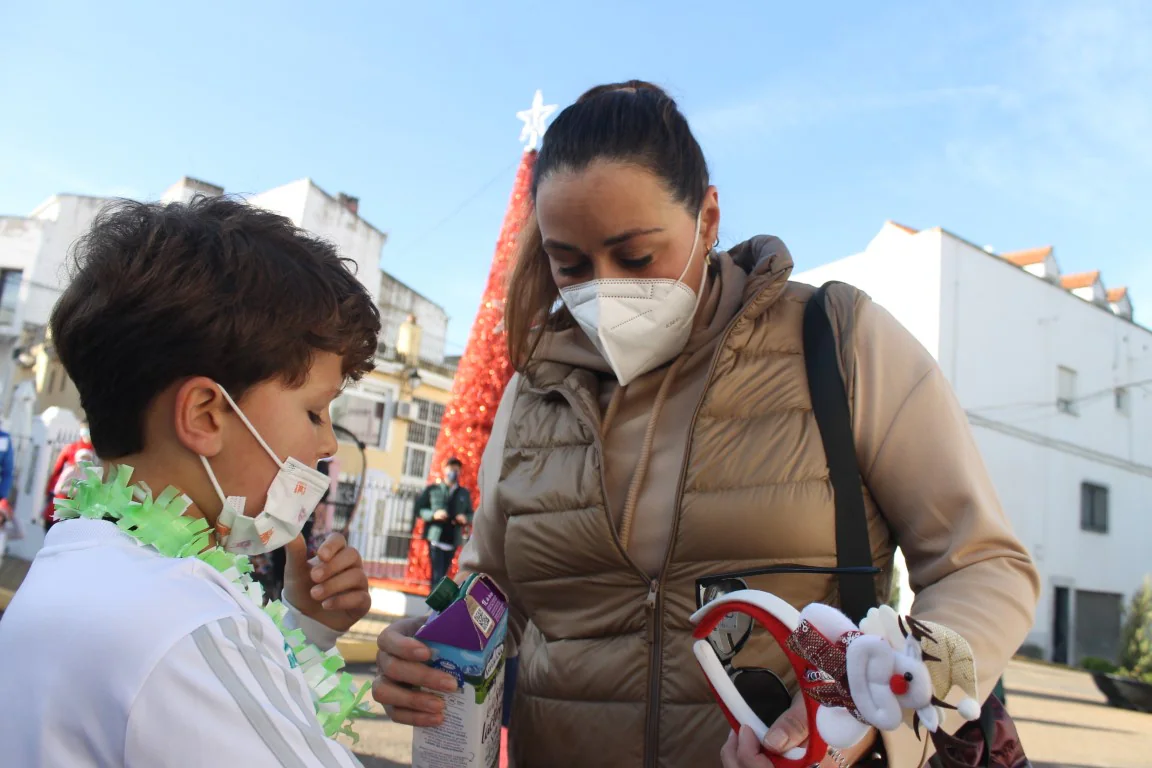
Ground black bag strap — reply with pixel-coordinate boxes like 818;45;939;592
803;282;877;625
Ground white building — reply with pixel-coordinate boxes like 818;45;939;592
795;221;1152;665
0;193;113;414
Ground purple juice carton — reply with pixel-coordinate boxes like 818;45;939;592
412;574;508;768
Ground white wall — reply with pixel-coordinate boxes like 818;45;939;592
248;180;385;307
23;195;109;328
299;185;384;306
793;224;944;360
795;223;1152;659
246;180;309;227
0;216;46;274
377;274;449;364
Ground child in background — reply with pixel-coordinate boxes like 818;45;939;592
0;196;382;766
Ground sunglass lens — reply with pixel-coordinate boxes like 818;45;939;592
732;668;792;727
700;578;753;659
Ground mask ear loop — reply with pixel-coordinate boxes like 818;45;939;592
216;387;287;470
199;455;229;506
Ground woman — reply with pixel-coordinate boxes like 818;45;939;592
374;81;1039;768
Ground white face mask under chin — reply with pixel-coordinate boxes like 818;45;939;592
201;388;331;555
559;211;706;386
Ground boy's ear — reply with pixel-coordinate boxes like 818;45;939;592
173;377;228;458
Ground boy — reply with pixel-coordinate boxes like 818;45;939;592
0;197;383;766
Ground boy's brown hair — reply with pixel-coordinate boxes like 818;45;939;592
50;196;381;458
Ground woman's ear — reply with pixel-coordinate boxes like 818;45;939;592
172;377;227;458
702;186;721;249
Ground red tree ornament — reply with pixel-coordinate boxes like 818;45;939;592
404;149;536;589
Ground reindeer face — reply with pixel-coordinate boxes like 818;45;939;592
889;640;935;726
845;633;940;733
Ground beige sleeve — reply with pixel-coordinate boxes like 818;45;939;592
849;298;1040;765
457;373;528;655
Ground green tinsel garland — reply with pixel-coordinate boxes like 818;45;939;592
55;464;373;742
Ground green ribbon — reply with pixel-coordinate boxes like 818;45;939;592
56;465;373;741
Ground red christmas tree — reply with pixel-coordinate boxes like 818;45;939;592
403;149;537;589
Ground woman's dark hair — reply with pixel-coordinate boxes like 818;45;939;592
505;80;710;369
51;195;381;458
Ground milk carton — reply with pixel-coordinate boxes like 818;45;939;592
412;574;508;768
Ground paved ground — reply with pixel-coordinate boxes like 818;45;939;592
1006;660;1152;768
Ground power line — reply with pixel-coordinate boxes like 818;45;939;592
968;376;1152;415
383;157;520;265
967;412;1152;478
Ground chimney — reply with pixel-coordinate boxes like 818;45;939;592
337;193;360;215
396;313;423;365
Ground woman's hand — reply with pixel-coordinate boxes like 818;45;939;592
282;533;371;632
719;693;877;767
373;616;459;727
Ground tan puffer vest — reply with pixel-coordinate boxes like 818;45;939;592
500;268;895;768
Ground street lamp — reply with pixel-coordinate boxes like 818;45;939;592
404;367;422;395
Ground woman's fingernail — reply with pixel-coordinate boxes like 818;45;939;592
312;568;324;581
311;586;324;598
322;599;334;609
764;730;787;751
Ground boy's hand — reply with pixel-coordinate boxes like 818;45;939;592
283;533;371;633
432;509;449;522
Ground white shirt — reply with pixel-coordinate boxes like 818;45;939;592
0;519;363;767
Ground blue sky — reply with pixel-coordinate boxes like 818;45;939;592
2;1;1149;354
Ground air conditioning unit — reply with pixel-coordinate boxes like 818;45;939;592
395;401;416;421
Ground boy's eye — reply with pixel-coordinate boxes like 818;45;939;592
308;411;324;425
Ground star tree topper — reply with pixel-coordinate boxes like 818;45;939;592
517;89;558;152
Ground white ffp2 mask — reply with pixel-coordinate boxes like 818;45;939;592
201;387;331;555
559;212;705;386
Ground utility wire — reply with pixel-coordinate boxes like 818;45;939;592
968;376;1152;415
383;157;519;265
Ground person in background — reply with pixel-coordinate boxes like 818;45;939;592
42;425;95;532
415;457;473;588
0;424;14;562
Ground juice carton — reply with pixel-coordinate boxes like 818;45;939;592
412;574;508;768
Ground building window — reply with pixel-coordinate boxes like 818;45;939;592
0;269;21;326
402;397;444;482
1057;366;1079;415
330;392;389;448
403;445;428;481
1080;482;1109;533
1115;387;1130;415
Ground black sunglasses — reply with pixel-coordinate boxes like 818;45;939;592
695;564;881;726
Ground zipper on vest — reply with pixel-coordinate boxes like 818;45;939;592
643;307;751;768
645;580;659;645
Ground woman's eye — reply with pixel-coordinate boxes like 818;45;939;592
557;261;591;277
619;255;653;270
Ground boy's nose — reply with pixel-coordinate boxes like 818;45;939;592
318;423;338;460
